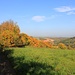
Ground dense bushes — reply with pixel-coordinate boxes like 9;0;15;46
59;37;75;49
58;43;67;49
0;20;30;48
1;20;74;50
0;20;52;49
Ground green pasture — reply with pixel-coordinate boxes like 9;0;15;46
6;47;75;75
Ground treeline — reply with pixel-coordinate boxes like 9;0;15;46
52;37;75;49
0;20;52;50
0;20;75;50
59;37;75;49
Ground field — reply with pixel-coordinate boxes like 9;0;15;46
6;47;75;75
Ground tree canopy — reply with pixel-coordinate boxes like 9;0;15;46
0;20;20;47
0;20;53;49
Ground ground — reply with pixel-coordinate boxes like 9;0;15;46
0;51;15;75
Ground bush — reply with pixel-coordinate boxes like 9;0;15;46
58;43;67;49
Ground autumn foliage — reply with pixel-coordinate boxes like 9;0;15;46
58;43;67;49
0;20;52;48
0;20;20;47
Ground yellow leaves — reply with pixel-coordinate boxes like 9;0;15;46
0;20;53;48
0;20;20;34
58;43;67;49
0;30;14;47
27;36;53;48
0;20;20;47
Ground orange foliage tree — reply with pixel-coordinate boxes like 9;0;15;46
0;20;53;48
14;33;29;47
0;20;20;47
27;36;53;48
58;43;67;49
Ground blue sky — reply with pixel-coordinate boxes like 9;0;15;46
0;0;75;37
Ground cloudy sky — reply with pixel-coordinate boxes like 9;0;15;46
0;0;75;37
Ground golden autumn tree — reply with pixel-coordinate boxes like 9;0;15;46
14;33;29;47
0;20;53;49
0;20;20;47
26;36;53;48
27;36;40;47
0;20;20;34
58;43;67;49
38;40;53;48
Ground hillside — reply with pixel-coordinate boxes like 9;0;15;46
35;37;68;45
7;47;75;75
59;37;75;48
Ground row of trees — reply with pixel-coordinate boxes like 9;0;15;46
0;20;53;50
0;20;73;50
60;37;75;49
0;20;28;48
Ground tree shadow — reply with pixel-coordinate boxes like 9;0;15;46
6;49;56;75
0;48;15;75
11;57;56;75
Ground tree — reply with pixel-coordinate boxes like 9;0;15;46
0;20;20;47
58;43;67;49
0;20;53;49
15;33;29;47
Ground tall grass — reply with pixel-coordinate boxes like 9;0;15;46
6;47;75;75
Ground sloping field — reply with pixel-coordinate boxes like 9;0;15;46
6;47;75;75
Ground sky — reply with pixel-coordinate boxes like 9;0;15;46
0;0;75;37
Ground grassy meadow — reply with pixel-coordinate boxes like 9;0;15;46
6;47;75;75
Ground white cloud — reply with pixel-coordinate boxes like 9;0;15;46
32;15;60;22
67;11;75;15
54;6;75;12
32;16;46;22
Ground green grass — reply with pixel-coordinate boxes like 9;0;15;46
6;47;75;75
